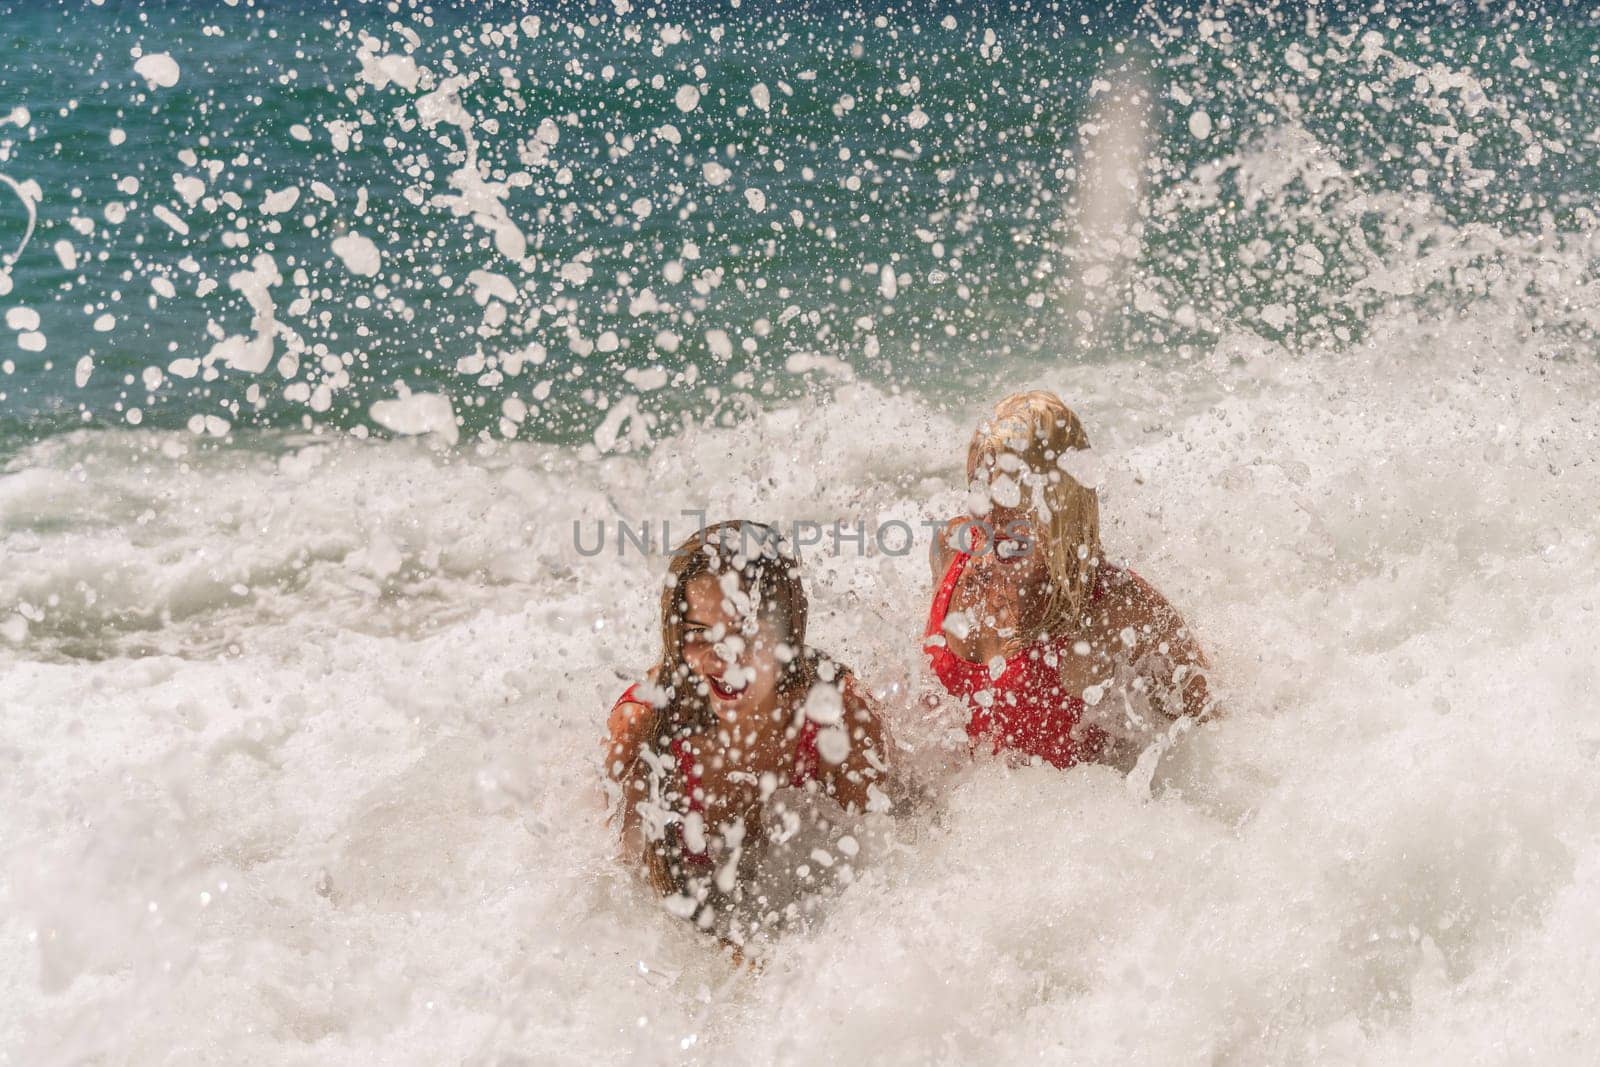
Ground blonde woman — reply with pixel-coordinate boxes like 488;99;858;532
605;521;890;943
924;391;1213;770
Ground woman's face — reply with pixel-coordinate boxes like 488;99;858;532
678;573;787;727
967;447;1054;626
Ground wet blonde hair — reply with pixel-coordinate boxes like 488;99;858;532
967;390;1103;643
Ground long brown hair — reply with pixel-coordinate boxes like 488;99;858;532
636;519;819;895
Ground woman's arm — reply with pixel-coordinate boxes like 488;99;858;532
604;698;658;868
1119;575;1216;722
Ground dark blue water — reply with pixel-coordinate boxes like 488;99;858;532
1;0;1595;453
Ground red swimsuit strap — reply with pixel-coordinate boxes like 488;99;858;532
925;547;972;641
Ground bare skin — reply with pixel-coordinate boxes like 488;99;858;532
928;457;1213;741
606;575;889;885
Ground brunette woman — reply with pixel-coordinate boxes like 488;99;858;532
605;520;890;945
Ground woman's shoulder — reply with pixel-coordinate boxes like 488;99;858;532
1095;562;1186;631
606;670;663;746
608;689;650;724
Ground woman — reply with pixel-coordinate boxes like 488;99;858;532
604;520;890;946
925;390;1213;771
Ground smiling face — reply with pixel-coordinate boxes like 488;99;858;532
678;572;788;728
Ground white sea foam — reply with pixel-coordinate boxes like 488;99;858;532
331;233;381;277
133;52;180;90
3;297;1598;1059
369;390;459;445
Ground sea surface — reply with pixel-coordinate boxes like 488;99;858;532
3;1;1600;1062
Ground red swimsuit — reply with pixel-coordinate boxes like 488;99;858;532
924;551;1111;769
611;683;821;866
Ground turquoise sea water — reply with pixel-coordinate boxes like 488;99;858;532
2;1;1596;453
